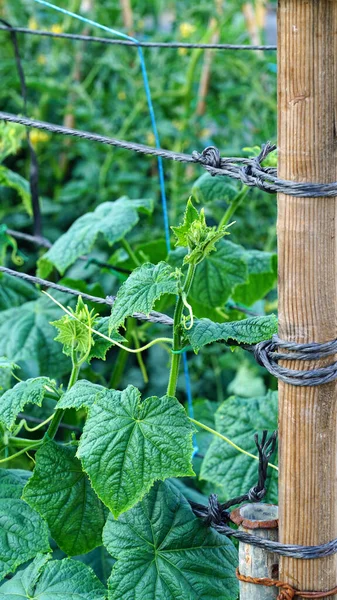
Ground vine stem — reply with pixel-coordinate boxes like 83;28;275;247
189;417;278;471
218;185;248;229
167;263;196;397
43;291;173;353
121;238;141;267
0;441;43;464
45;361;80;441
8;436;44;447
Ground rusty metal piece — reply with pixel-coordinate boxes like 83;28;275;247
231;503;279;530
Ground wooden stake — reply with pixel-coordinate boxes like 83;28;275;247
231;503;279;600
278;0;337;594
119;0;134;36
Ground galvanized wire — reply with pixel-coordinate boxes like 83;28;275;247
2;113;337;197
0;25;277;51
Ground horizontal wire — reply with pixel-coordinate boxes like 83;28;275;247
0;266;174;326
0;25;277;51
6;228;131;274
3;112;337;197
6;228;52;249
0;111;194;163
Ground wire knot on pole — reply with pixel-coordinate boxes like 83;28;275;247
191;146;222;169
242;335;337;386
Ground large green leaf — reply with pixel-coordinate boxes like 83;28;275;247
109;262;178;330
227;362;266;398
37;197;153;278
0;470;50;580
192;172;240;204
0;292;75;379
73;547;115;586
103;480;238;600
0;377;53;431
0;357;17;396
190;239;248;308
77;385;195;517
187;314;278;353
0;166;31;216
89;317;126;362
0;554;106;599
233;250;277;306
0;274;38;311
57;379;105;411
200;391;278;503
23;441;107;556
191;399;217;476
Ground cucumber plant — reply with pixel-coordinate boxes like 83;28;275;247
0;196;278;599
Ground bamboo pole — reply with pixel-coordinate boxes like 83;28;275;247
278;0;337;594
119;0;134;36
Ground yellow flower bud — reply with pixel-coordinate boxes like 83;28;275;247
179;22;196;39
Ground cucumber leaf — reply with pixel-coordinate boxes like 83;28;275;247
109;262;178;331
89;317;126;362
0;165;31;216
0;274;38;311
23;441;107;556
0;554;106;599
0;470;50;580
0;292;76;379
186;314;278;353
0;376;54;431
190;239;248;308
192;172;240;204
233;250;277;306
200;391;278;503
77;385;195;517
37;197;153;278
57;380;105;411
103;480;238;600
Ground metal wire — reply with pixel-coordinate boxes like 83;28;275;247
0;25;277;51
0;266;174;326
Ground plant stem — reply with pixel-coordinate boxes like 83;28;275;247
132;329;149;384
121;238;141;267
109;317;133;389
170;20;220;220
218;185;249;229
45;361;80;441
8;436;42;448
189;417;278;471
44;291;172;354
0;442;42;465
167;264;196;397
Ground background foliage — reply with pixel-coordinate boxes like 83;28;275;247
0;0;278;595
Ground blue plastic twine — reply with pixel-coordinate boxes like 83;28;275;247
33;0;170;251
33;0;197;453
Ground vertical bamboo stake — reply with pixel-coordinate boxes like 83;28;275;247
119;0;134;36
278;0;337;594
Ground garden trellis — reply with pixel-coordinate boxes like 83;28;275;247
1;1;337;598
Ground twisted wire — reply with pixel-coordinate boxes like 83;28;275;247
0;266;174;326
190;431;337;558
245;334;337;386
2;113;337;197
0;25;277;51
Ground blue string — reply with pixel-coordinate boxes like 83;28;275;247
33;0;196;452
33;0;170;251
